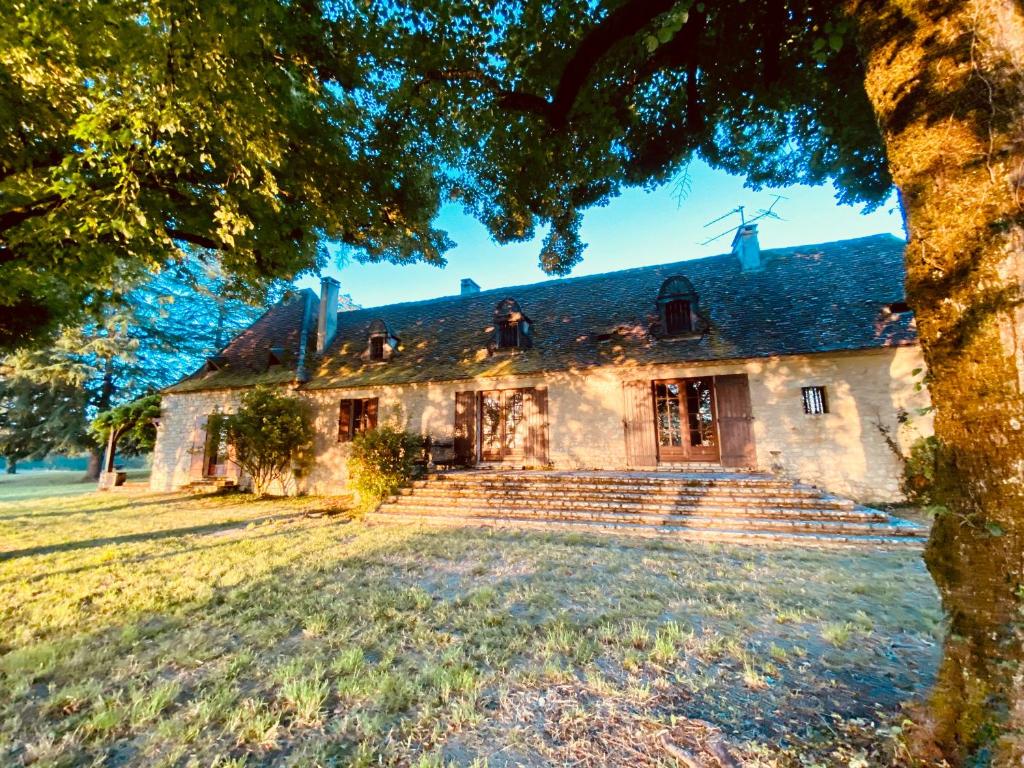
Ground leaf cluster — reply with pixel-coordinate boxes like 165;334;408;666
347;426;424;509
90;392;162;456
223;386;315;497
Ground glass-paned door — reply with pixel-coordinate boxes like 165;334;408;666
479;389;528;461
653;378;720;462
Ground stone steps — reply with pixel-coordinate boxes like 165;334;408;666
384;494;880;521
367;510;925;549
183;478;238;494
372;503;918;535
369;470;927;548
395;487;859;512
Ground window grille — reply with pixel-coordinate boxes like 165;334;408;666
802;386;828;415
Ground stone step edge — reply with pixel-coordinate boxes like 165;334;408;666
398;488;856;508
420;476;798;488
375;504;924;535
387;496;879;520
365;512;927;548
413;478;840;495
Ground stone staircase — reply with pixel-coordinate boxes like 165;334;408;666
366;470;927;548
182;477;239;494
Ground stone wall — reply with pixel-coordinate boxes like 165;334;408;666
152;346;932;502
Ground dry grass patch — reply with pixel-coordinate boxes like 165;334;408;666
0;471;943;766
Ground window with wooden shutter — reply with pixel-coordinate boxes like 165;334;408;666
338;397;379;441
664;299;692;335
369;336;385;361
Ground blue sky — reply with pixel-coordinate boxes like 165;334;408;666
301;160;905;309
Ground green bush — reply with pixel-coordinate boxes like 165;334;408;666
223;386;314;497
347;426;423;509
902;435;940;506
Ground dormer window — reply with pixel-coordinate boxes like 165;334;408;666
369;336;385;361
664;299;692;335
656;276;704;339
493;299;532;352
498;320;519;349
363;319;398;363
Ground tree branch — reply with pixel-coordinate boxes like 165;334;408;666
549;0;677;127
0;195;62;234
164;227;221;250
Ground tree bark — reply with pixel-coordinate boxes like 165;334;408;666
84;448;102;481
851;1;1024;763
5;458;15;475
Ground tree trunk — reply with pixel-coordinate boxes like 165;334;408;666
5;458;15;474
851;1;1024;763
84;448;101;481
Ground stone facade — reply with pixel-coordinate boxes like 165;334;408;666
151;345;932;503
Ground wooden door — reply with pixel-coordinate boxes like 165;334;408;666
523;387;549;464
653;378;720;462
623;380;658;468
205;414;229;477
454;391;476;465
188;415;208;481
480;389;528;461
716;374;756;468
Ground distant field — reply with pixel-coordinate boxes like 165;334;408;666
0;472;942;767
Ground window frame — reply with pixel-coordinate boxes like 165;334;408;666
801;386;829;416
338;397;379;442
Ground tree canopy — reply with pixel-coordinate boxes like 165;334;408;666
1;0;451;348
3;0;893;347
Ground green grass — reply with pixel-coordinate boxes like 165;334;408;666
0;471;944;766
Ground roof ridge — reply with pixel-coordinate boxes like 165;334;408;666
341;233;904;317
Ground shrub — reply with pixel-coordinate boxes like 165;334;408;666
347;426;423;509
902;435;940;506
223;386;314;497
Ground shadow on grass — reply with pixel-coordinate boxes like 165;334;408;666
0;510;311;562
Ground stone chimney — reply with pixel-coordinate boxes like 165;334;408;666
316;276;339;354
461;278;481;295
732;223;762;272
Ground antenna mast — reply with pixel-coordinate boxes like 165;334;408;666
698;195;787;246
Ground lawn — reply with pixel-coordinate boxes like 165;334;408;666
0;472;943;767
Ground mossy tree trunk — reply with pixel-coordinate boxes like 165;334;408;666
851;0;1024;762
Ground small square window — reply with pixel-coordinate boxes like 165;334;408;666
802;386;829;415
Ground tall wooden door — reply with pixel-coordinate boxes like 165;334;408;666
523;387;549;464
716;374;756;468
623;380;658;468
188;415;209;481
454;391;477;465
653;378;720;462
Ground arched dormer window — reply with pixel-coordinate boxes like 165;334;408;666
492;298;532;351
656;276;705;338
363;319;399;363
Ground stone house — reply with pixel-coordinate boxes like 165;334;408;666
151;227;932;502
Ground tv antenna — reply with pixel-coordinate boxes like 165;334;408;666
698;195;788;246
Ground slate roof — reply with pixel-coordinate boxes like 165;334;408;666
166;234;916;394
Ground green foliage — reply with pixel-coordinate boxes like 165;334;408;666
1;1;452;349
0;354;91;472
3;1;894;343
347;426;424;509
902;436;940;507
90;393;162;457
223;386;314;497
